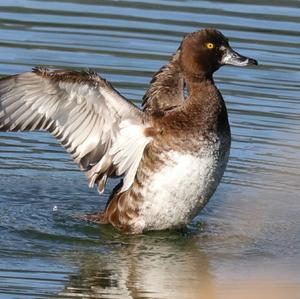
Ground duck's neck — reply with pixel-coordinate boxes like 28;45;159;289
184;72;215;95
183;72;230;134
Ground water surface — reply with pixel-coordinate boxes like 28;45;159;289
0;0;299;298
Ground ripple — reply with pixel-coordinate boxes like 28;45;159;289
0;0;299;297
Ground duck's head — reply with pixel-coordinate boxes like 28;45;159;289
179;28;257;78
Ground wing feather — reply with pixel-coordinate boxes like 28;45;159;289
142;51;185;113
0;67;152;193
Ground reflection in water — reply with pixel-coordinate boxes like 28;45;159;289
59;234;214;299
58;230;300;299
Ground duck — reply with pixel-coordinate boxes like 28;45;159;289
0;28;257;234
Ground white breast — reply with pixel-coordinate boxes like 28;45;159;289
132;145;229;232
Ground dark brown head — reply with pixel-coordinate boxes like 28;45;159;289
179;28;257;79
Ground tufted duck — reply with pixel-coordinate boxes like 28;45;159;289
0;28;257;234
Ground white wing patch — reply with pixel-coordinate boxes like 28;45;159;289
110;120;152;192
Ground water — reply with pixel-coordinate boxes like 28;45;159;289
0;0;299;298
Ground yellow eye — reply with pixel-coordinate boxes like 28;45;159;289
207;43;214;49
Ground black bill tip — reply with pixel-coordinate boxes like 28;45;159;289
247;58;258;66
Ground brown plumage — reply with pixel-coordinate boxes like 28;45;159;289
0;28;257;234
142;51;184;113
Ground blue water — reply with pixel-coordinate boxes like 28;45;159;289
0;0;299;298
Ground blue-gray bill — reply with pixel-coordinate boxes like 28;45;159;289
221;47;258;66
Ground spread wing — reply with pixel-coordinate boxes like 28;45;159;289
142;51;185;113
0;67;151;193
